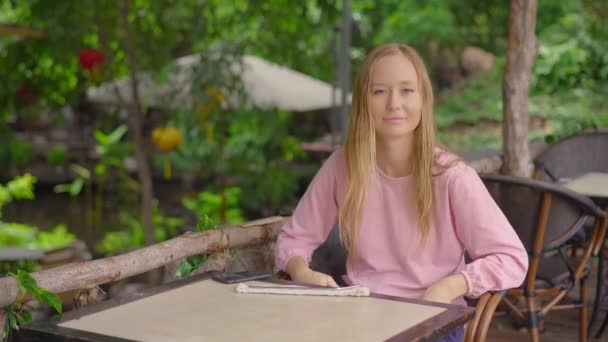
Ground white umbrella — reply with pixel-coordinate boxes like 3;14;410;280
86;54;349;112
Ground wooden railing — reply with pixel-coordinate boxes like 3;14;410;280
0;216;285;337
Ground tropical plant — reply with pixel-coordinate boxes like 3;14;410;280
46;145;69;167
0;174;76;276
95;201;184;256
3;270;62;342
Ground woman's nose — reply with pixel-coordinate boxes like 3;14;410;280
387;90;401;110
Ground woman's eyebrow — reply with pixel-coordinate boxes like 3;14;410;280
371;80;416;86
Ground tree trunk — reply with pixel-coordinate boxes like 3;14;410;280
502;0;537;177
0;309;6;341
121;0;155;246
0;217;284;309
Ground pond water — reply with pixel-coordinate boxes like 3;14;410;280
3;181;204;252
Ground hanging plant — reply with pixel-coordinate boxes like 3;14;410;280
151;126;183;179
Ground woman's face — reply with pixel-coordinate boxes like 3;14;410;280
368;53;422;141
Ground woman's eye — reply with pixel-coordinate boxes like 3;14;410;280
402;88;414;94
372;89;385;95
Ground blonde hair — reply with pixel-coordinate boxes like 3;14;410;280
339;43;451;256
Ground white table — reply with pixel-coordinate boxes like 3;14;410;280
562;172;608;203
21;273;474;341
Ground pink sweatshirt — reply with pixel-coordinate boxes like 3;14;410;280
275;148;528;303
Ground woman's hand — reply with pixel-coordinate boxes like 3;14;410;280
286;256;339;287
292;267;339;287
422;274;468;304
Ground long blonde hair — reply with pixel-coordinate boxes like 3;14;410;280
338;43;445;255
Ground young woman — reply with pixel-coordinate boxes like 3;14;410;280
275;43;528;341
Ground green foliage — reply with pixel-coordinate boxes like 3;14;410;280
436;57;608;151
54;164;90;197
0;260;36;278
0;223;38;248
33;225;76;251
95;201;184;256
46;145;69;167
0;174;37;218
93;124;132;174
435;58;505;130
10;270;62;314
0;175;75;278
53;178;85;197
3;270;61;341
0;223;76;276
373;0;461;52
533;6;607;93
175;214;221;279
175;254;207;279
195;214;219;232
156;45;305;218
182;188;244;225
7;139;33;168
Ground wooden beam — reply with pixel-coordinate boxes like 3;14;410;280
0;217;285;309
0;23;44;38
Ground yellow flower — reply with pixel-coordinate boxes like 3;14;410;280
151;126;182;152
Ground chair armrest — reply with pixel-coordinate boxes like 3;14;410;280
464;290;506;342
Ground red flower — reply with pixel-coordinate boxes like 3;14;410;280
16;85;37;105
79;48;105;70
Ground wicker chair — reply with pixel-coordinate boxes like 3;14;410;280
533;132;608;183
480;173;607;342
533;132;608;337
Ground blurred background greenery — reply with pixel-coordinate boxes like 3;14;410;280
0;0;606;267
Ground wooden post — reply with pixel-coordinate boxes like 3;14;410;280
502;0;537;177
120;0;156;246
0;217;284;310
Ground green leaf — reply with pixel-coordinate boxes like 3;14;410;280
93;130;109;145
176;261;193;278
14;270;37;294
37;290;62;314
94;164;106;176
107;125;128;144
7;311;18;331
5;174;37;200
70;164;91;179
17;310;32;325
53;183;70;194
69;178;84;196
3;316;10;342
190;254;206;269
9;271;62;314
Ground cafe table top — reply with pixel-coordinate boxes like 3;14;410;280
562;172;608;204
20;272;474;342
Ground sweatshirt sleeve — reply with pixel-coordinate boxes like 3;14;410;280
448;164;529;298
274;151;341;272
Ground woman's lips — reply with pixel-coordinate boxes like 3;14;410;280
382;116;406;123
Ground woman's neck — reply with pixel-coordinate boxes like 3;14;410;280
376;134;415;177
